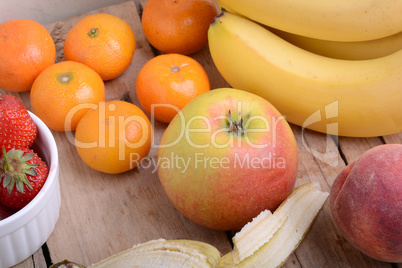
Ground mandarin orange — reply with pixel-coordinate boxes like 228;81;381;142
30;61;105;131
0;19;55;92
64;13;136;81
136;53;210;124
142;0;218;55
74;100;153;174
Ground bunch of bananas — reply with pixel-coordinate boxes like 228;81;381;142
208;0;402;137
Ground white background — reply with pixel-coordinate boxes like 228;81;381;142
0;0;140;24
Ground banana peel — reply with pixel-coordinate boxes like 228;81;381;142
89;239;221;268
51;182;328;268
50;260;86;268
220;182;329;267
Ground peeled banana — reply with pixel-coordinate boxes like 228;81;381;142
217;0;402;42
270;28;402;60
208;11;402;137
231;181;315;263
220;182;329;267
231;209;276;263
89;239;221;268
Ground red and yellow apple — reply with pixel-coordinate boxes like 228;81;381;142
330;144;402;263
157;88;298;230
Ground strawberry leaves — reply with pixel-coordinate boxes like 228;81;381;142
0;146;48;210
1;147;39;194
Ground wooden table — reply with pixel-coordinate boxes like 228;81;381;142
2;1;401;267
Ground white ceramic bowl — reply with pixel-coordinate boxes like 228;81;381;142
0;111;61;268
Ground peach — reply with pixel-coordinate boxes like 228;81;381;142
329;144;402;263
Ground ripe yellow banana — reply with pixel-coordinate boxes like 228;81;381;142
89;239;221;267
217;0;402;42
270;28;402;60
208;11;402;137
220;182;329;267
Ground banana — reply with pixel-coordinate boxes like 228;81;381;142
217;0;402;42
270;28;402;60
231;181;316;263
231;210;275;263
220;182;329;267
89;239;221;268
208;11;402;137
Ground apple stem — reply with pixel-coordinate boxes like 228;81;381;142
227;110;247;136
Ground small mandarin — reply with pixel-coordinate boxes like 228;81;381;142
142;0;218;55
74;101;153;174
136;53;210;123
64;13;136;81
30;61;105;131
0;19;55;92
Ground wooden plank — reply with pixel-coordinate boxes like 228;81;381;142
11;248;47;268
11;258;34;268
339;137;384;164
284;126;345;268
383;132;402;145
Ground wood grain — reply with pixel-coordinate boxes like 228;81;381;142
5;1;401;267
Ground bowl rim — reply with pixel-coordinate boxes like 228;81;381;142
0;111;59;236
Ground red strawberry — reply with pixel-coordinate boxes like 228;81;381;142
0;94;37;150
0;147;49;210
0;202;16;220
